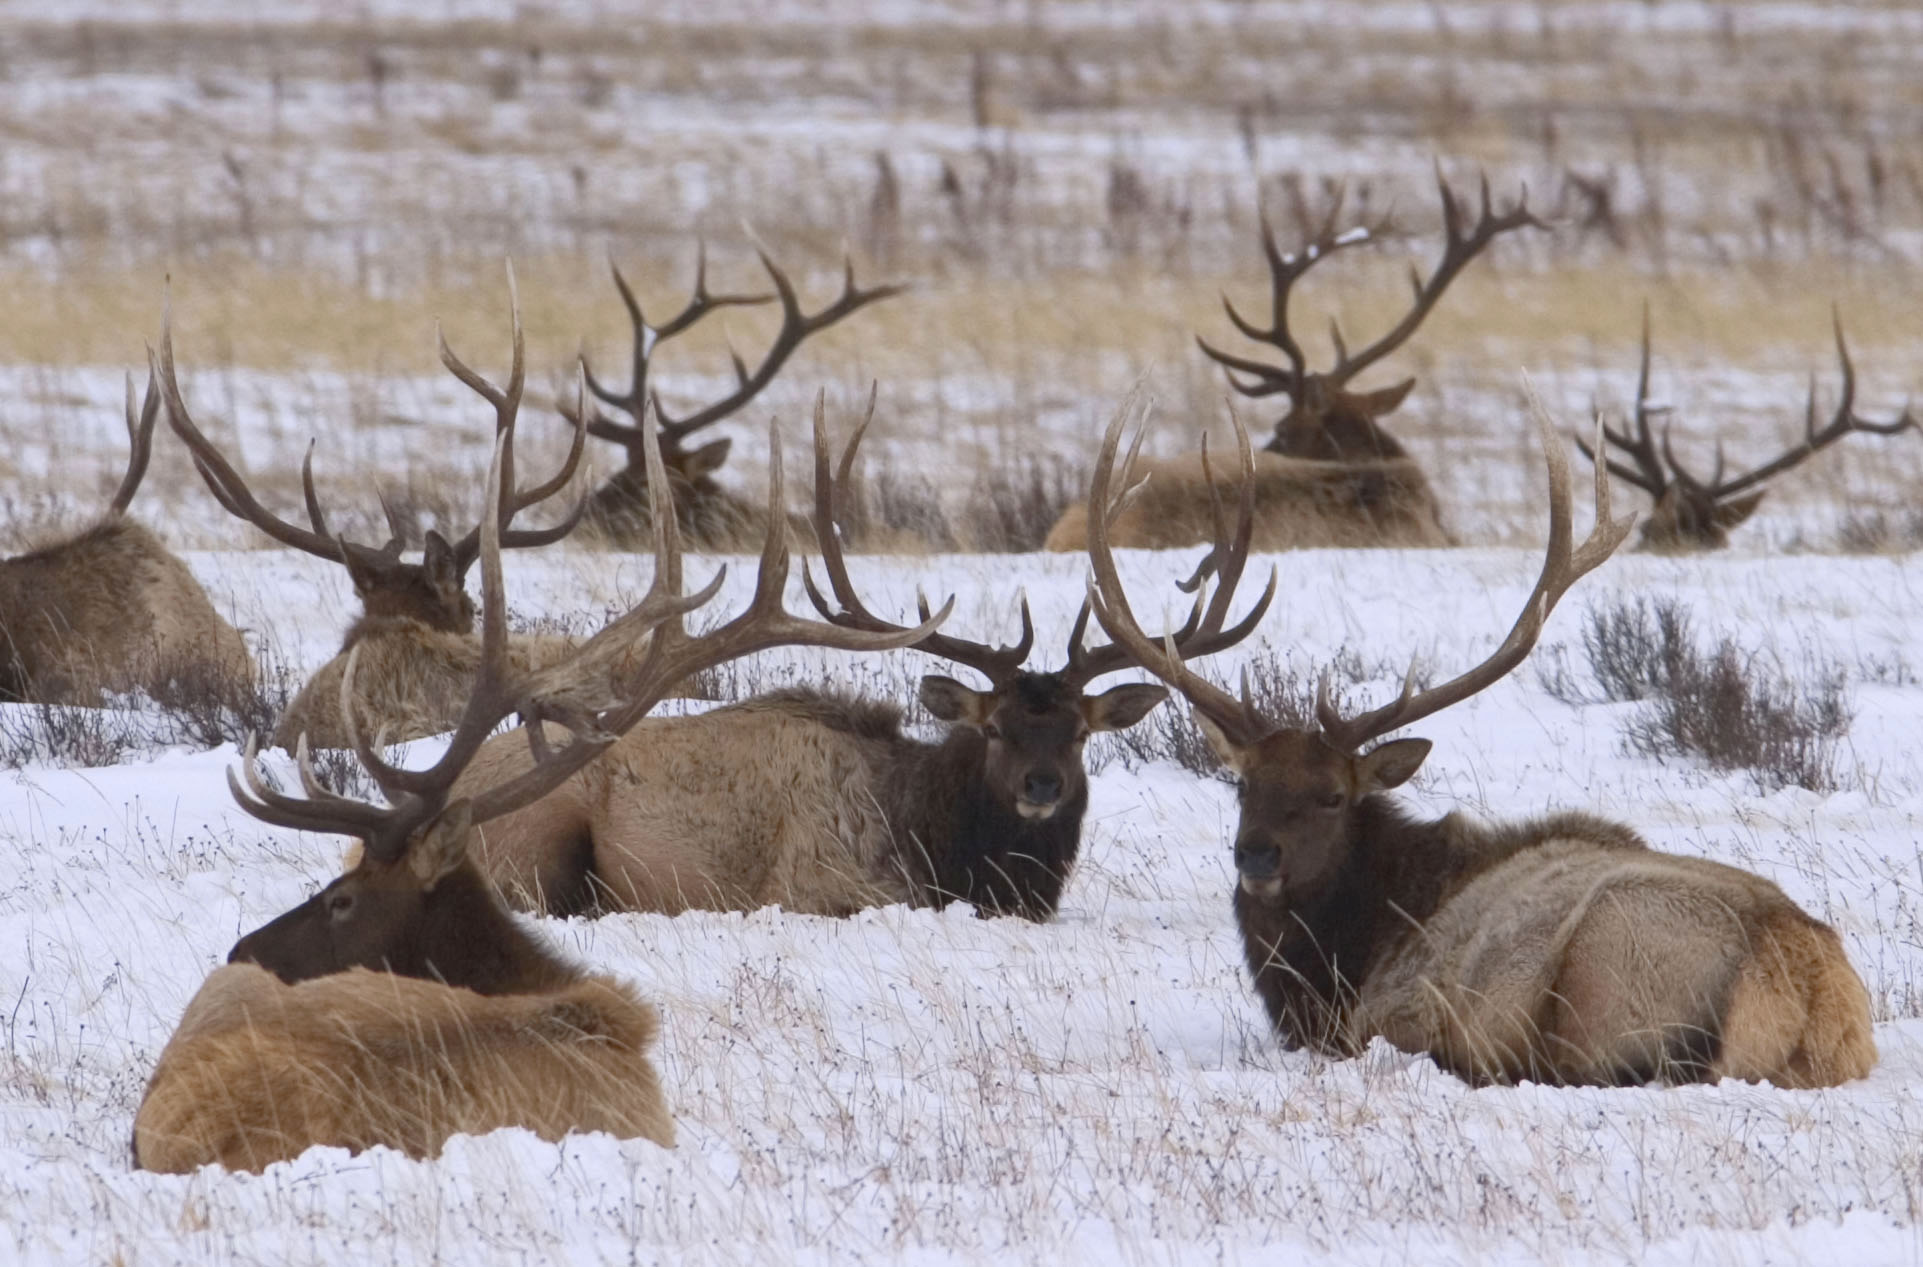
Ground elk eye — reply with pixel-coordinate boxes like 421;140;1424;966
327;893;356;919
1317;791;1345;810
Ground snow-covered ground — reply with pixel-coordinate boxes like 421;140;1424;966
3;540;1923;1265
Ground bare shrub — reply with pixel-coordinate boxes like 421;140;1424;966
1833;510;1923;555
1541;599;1852;792
0;700;140;768
1537;598;1691;705
959;454;1085;554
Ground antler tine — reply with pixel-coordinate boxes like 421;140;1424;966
1083;391;1277;732
442;267;589;573
1702;307;1919;501
1317;380;1634;752
108;368;161;517
1198;200;1382;401
579;243;778;443
153;316;348;562
226;733;395;839
1572;302;1671;496
653;248;903;440
801;390;1021;682
1327;170;1546;386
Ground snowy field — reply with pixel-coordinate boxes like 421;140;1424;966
4;542;1923;1264
3;0;1923;1263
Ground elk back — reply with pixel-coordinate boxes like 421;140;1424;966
133;963;674;1174
1043;450;1450;552
460;703;912;917
1355;836;1875;1087
0;519;253;706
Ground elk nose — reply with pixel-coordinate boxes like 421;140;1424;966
1234;837;1281;878
1022;771;1063;805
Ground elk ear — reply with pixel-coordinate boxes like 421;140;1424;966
408;801;474;889
340;544;385;597
422;530;459;584
1191;707;1246;772
919;675;993;726
1082;682;1168;733
684;437;732;479
1712;490;1766;531
1350;377;1417;417
1359;737;1431;791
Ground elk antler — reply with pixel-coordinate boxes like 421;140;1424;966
1572;300;1670;497
571;245;903;453
1084;391;1279;744
158;265;587;578
1200;169;1543;402
107;369;162;517
233;397;953;861
801;388;1035;685
1316;381;1636;753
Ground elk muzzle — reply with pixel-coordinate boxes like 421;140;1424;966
1017;770;1065;819
1234;833;1286;900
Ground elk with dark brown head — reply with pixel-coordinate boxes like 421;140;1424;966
1577;304;1916;552
161;267;598;750
134;415;945;1174
459;392;1266;922
1088;394;1875;1088
1047;173;1543;553
572;245;901;550
0;372;255;706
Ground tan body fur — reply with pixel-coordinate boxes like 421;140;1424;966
134;962;673;1174
1357;816;1876;1086
460;699;915;916
0;518;254;705
275;627;706;751
275;623;573;750
1044;450;1449;552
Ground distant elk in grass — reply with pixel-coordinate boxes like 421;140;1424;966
1047;173;1543;553
570;244;901;551
161;267;613;751
0;371;254;707
134;421;939;1174
1087;394;1875;1088
460;392;1265;922
1577;304;1917;552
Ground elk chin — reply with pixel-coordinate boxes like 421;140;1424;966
1014;798;1061;821
1237;871;1286;901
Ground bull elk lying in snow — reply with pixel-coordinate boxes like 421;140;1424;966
1576;304;1917;552
460;393;1268;922
0;371;254;706
570;244;900;551
1048;173;1542;553
1088;395;1876;1088
135;420;941;1173
159;269;625;751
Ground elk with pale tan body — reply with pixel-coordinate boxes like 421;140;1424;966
135;417;944;1174
0;372;255;706
1048;174;1542;553
459;394;1265;922
1087;395;1875;1088
572;245;901;550
161;270;611;751
1577;304;1917;552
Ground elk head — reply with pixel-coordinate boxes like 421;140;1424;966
225;369;950;992
158;264;588;638
1577;304;1917;553
1198;170;1544;461
569;245;901;535
803;391;1265;822
1089;387;1633;904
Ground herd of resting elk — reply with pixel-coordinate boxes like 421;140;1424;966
0;175;1904;1175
